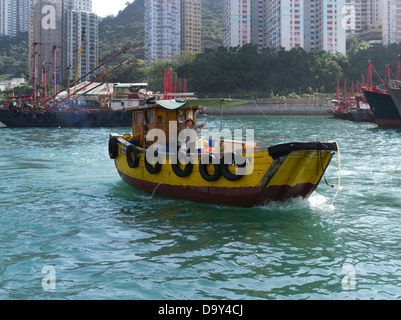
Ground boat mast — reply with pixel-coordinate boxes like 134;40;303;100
74;28;86;94
42;64;48;109
32;42;39;106
38;47;128;108
53;59;134;108
336;79;339;100
52;46;58;97
61;62;139;106
344;79;347;103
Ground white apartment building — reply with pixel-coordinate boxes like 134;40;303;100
0;0;33;37
382;0;401;45
223;0;346;55
145;0;181;65
63;0;92;11
345;0;381;38
304;0;346;54
223;0;253;48
265;0;305;51
63;8;98;81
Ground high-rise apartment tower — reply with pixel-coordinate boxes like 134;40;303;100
223;0;346;55
145;0;202;65
382;0;401;45
0;0;33;37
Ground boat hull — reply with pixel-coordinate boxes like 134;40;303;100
0;108;132;127
388;88;401;118
118;171;320;207
363;90;401;127
349;108;374;122
111;135;337;208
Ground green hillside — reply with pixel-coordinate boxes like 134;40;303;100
0;32;29;80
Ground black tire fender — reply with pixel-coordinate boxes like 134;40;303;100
199;154;221;182
171;159;193;177
126;144;140;168
220;152;246;181
144;150;161;174
108;137;119;159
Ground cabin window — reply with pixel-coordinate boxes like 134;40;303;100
156;112;164;122
148;110;153;124
179;114;185;122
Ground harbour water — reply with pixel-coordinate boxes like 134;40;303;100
1;114;401;300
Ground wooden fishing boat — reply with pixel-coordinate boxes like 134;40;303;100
0;103;133;128
109;99;338;208
348;96;374;122
0;83;147;128
0;47;141;128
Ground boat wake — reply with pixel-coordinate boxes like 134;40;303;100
258;193;335;213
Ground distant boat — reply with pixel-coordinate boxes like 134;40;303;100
329;99;352;120
362;86;401;127
0;83;149;128
0;45;143;128
0;102;132;128
361;60;401;127
328;79;374;122
348;96;374;122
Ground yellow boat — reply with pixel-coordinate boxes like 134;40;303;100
109;99;338;208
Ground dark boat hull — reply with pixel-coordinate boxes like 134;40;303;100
363;90;401;127
349;108;374;122
0;108;132;127
118;169;321;208
388;88;401;117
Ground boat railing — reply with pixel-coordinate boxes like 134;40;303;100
389;80;401;89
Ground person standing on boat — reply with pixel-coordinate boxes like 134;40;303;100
185;117;205;130
182;117;206;155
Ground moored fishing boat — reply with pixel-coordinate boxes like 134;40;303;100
109;98;338;208
0;47;142;128
362;60;401;127
329;100;352;120
362;86;401;127
0;101;133;127
329;79;374;122
0;82;148;128
388;86;401;117
349;96;374;122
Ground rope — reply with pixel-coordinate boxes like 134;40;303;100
252;100;270;123
330;140;341;205
317;140;341;205
223;101;260;146
317;141;334;188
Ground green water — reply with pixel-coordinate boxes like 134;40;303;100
1;115;401;300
